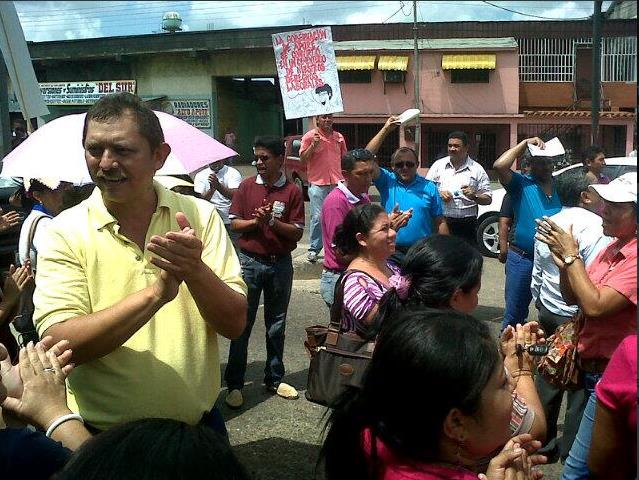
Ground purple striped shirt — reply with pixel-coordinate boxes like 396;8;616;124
341;263;400;335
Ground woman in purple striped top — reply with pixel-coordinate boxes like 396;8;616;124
331;204;401;339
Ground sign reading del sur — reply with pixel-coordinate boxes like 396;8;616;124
39;80;136;105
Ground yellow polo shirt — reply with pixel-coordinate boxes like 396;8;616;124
34;182;246;431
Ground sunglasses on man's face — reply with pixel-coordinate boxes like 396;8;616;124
394;161;416;169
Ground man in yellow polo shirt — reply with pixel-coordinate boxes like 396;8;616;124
33;93;247;433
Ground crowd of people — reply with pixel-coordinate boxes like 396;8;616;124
0;92;635;480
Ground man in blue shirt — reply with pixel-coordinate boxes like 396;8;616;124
494;136;562;330
366;117;449;264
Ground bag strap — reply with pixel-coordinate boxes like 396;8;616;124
328;268;386;332
25;214;47;264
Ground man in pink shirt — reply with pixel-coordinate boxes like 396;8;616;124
319;148;373;307
300;114;348;263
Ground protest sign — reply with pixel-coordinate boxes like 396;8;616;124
272;27;343;120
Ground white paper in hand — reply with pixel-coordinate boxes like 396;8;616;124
393;108;420;125
528;137;565;157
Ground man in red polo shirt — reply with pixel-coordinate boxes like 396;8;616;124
225;135;305;409
300;114;348;263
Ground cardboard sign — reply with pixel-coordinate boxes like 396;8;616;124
272;27;343;120
169;100;211;128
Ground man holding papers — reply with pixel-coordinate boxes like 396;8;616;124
493;137;562;330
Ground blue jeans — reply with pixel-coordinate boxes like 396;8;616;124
308;184;335;253
224;252;293;391
561;373;602;480
502;248;534;331
320;269;342;307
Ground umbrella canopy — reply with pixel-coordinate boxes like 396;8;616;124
1;111;237;183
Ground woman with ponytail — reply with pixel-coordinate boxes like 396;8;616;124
320;307;546;480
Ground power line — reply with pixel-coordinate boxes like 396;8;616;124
382;1;407;23
481;1;591;20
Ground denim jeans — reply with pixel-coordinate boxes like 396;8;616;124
501;248;534;331
561;373;602;480
224;252;293;391
320;269;342;307
308;184;335;253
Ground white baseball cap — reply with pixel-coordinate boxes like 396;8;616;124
589;172;637;204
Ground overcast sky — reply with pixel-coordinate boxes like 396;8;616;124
15;1;614;42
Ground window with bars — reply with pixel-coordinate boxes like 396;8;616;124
602;37;637;82
518;36;637;82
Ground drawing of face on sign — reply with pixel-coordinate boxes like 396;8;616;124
313;83;334;107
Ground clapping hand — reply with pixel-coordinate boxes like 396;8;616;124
2;261;34;306
253;202;273;226
208;173;221;191
534;216;579;268
501;322;546;374
2;341;75;430
147;212;202;292
389;203;413;231
480;434;546;480
0;209;20;233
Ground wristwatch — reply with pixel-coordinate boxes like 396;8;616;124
268;217;275;227
563;253;581;265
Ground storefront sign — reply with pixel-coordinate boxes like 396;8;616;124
168;100;211;128
39;80;136;105
272;27;343;119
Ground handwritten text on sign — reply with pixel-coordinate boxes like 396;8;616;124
272;27;343;120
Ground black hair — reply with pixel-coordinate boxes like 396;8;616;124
315;83;333;99
341;148;374;172
54;418;251;480
583;145;605;165
254;135;285;157
320;307;500;480
555;168;592;207
333;203;387;258
390;146;418;164
375;235;483;323
83;93;164;151
447;131;469;147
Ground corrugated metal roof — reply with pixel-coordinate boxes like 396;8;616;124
442;54;496;69
377;55;410;71
334;37;518;52
336;55;377;71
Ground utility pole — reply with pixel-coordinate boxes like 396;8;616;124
413;0;421;165
591;0;602;144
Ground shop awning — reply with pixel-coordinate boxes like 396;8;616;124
441;54;496;70
336;55;376;71
377;55;409;71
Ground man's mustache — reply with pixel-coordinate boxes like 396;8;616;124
96;171;127;181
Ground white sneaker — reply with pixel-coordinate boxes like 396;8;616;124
225;389;244;409
307;251;318;263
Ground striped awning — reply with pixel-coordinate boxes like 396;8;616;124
377;55;409;71
336;55;376;71
441;54;496;70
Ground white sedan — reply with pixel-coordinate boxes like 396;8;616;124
475;157;638;257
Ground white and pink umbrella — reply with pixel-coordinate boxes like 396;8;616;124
0;111;237;183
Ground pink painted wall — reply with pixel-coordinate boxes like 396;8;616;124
340;50;520;116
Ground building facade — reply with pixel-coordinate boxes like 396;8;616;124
10;18;637;169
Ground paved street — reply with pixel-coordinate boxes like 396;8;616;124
214;172;563;479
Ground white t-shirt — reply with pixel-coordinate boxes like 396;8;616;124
193;165;242;225
18;209;52;269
